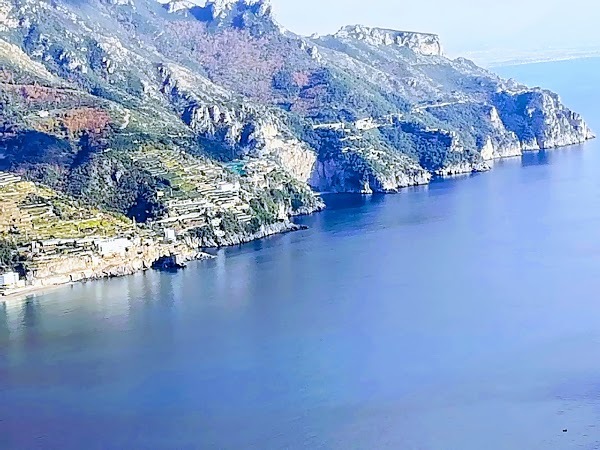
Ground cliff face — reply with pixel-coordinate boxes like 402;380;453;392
185;220;306;248
333;26;443;56
0;0;594;224
310;158;432;194
158;62;317;183
23;240;208;289
493;90;594;150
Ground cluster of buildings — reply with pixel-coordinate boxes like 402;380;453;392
0;171;149;294
0;146;289;294
0;233;177;295
131;148;256;231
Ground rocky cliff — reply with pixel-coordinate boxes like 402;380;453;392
185;220;305;248
333;26;443;56
26;241;208;288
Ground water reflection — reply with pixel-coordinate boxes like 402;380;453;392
521;149;551;166
0;302;9;344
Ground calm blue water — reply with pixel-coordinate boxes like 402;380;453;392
3;59;600;449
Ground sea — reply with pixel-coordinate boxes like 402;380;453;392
2;58;600;449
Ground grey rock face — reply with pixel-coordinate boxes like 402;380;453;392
309;149;432;194
334;25;443;56
158;63;317;182
161;0;195;13
498;90;594;149
207;0;270;18
188;221;305;248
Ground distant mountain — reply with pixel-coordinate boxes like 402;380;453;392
461;47;600;68
0;0;594;244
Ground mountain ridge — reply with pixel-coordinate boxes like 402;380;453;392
0;0;594;259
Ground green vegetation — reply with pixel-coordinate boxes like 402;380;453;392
67;150;167;223
248;190;279;229
0;180;134;243
297;68;398;122
190;211;255;246
379;121;480;171
492;92;538;142
0;239;19;274
424;103;499;150
272;69;301;97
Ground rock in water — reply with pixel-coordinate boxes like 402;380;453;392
152;254;188;271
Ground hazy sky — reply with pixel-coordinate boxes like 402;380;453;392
269;0;599;55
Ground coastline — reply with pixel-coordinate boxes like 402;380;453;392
0;222;308;305
0;243;212;304
1;141;594;306
0;252;214;305
0;283;75;305
187;221;309;248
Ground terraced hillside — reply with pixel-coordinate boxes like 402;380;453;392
129;145;323;240
0;172;134;242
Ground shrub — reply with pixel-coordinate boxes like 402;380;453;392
0;240;20;274
272;69;300;96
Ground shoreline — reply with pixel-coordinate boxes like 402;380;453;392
0;253;214;305
0;222;308;305
0;283;75;305
1;142;594;306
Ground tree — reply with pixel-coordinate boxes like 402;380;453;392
272;69;300;96
0;240;19;274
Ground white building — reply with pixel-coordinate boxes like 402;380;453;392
164;228;177;242
219;182;239;192
95;238;131;257
0;272;19;288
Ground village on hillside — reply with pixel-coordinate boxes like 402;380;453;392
0;146;292;297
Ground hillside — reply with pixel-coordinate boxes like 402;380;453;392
0;0;594;249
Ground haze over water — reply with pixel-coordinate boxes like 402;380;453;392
2;59;600;449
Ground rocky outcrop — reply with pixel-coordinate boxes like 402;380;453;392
479;105;524;160
159;63;317;182
251;122;317;182
104;0;134;6
182;0;277;33
204;0;271;19
26;242;208;288
479;136;521;160
493;90;594;150
368;168;432;192
0;1;18;31
0;39;58;82
152;253;190;270
333;25;443;56
476;98;588;161
186;221;306;248
435;161;490;177
183;103;317;182
528;92;594;148
310;153;431;193
469;89;596;162
160;0;195;14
